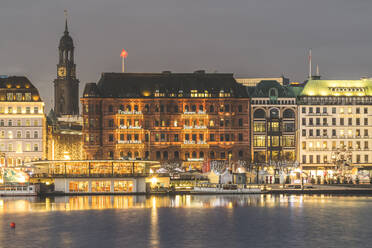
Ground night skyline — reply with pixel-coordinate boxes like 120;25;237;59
1;0;372;111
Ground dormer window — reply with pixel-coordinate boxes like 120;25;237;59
269;88;278;98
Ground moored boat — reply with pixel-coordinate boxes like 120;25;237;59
192;184;262;194
0;184;40;196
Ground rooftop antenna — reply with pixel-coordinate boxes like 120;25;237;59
308;49;312;79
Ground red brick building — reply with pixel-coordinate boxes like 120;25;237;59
81;71;250;168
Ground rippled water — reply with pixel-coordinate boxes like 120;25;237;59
0;195;371;248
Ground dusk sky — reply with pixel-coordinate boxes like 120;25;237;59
1;0;372;111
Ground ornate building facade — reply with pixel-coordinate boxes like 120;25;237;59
81;72;250;168
248;81;298;164
298;78;372;181
53;17;79;116
0;76;46;166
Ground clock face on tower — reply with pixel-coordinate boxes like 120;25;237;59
58;67;66;77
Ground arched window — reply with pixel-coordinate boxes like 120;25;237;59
144;104;149;112
269;88;278;98
192;151;197;158
174;151;179;160
191;105;196;112
119;105;124;111
134;151;139;158
210;151;215;159
174;105;179;113
126;105;131;111
253;109;266;118
283;109;295;118
145;151;149;159
185;152;190;159
163;151;168;160
270;108;279;118
209;105;214;113
185;105;189;112
199;105;204;111
199;152;204;158
127;151;132;158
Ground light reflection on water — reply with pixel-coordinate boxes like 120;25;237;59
0;194;370;213
0;195;371;248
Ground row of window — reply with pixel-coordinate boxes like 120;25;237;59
253;135;295;147
302;141;369;150
253;122;295;132
113;150;245;160
0;106;41;114
302;154;369;164
251;100;296;105
302;106;368;114
302;129;369;137
86;103;245;114
0;130;39;139
302;117;369;126
107;133;245;142
0;119;40;127
0;143;40;152
5;92;32;101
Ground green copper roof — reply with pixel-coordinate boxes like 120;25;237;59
301;79;372;96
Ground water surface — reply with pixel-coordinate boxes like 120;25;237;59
0;195;370;248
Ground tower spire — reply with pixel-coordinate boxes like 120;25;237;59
64;10;68;34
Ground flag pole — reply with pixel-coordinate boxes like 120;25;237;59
122;56;125;73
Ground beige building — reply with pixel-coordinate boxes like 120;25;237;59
298;78;372;182
0;76;46;166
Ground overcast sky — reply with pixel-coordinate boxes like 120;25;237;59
1;0;372;111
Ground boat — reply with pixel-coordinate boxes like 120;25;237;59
192;184;262;194
0;184;40;196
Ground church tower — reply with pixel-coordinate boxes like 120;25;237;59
54;11;79;116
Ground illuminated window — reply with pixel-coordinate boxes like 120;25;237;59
34;120;38;126
0;131;4;138
25;93;31;101
17;107;21;113
26;107;30;114
253;136;265;147
16;131;21;138
8;107;13;114
254;122;265;132
34;107;38;113
8;144;13;152
16;143;22;153
340;108;344;114
7;93;13;101
25;143;31;151
8;131;13;139
348;108;352;114
302;142;306;149
282;136;295;147
268;136;280;147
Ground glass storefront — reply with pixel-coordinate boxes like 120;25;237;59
69;181;89;192
91;181;111;192
114;181;133;192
